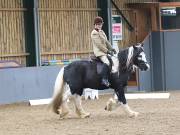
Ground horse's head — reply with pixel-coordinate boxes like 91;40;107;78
132;43;150;71
117;43;150;72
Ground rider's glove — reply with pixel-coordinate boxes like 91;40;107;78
112;49;117;54
107;50;114;56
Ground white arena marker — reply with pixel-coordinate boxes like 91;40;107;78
29;93;170;106
84;88;99;100
29;98;52;106
114;93;170;100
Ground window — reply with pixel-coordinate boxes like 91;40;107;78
161;7;180;29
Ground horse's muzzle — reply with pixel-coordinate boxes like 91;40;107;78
142;63;150;71
139;62;150;71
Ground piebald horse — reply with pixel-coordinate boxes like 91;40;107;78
50;43;150;118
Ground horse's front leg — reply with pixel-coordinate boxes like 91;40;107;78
105;86;139;117
116;87;139;117
104;95;120;111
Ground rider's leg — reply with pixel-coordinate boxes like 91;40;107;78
99;55;110;87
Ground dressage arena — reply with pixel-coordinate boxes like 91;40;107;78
0;91;180;135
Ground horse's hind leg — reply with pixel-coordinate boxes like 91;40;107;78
59;100;69;119
72;94;90;118
59;84;71;119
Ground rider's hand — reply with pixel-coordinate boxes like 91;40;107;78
112;49;117;54
107;50;114;56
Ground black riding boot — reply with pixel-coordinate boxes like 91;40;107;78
101;64;110;87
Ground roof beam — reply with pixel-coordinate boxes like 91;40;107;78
111;0;134;32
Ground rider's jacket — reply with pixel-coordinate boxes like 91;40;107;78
91;29;113;57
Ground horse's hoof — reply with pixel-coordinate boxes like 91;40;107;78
59;111;69;119
129;112;139;118
105;98;114;111
79;112;91;118
104;106;111;111
134;112;139;117
105;106;112;111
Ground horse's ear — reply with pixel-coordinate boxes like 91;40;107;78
135;43;144;48
133;45;137;49
141;43;144;47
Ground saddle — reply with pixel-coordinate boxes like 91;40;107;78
90;55;113;74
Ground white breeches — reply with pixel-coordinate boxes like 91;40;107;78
99;55;119;73
99;55;110;65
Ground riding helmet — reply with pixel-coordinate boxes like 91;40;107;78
94;16;104;25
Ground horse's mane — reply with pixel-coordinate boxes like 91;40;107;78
118;47;133;72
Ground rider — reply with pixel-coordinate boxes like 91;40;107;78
91;16;117;87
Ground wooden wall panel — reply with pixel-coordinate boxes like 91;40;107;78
39;0;159;61
112;0;159;48
135;9;151;42
126;0;159;4
0;0;27;66
0;0;23;8
38;0;98;61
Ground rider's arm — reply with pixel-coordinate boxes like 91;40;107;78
99;31;114;51
105;40;114;51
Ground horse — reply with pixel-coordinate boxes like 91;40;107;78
49;43;150;118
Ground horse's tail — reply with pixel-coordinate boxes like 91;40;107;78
50;67;65;114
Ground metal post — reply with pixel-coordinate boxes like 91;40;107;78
107;0;112;45
34;0;41;66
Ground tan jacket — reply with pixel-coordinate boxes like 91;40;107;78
91;29;113;57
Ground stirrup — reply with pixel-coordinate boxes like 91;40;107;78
102;79;110;87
